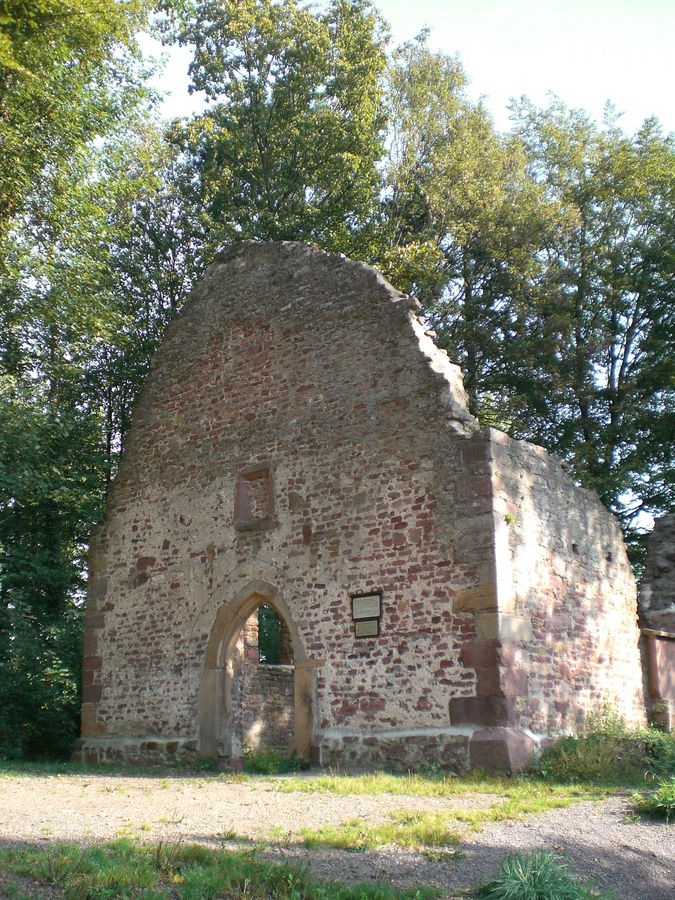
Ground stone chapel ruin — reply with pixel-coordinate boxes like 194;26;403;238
76;241;652;772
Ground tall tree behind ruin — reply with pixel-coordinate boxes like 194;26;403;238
509;100;675;531
374;41;674;539
0;1;164;758
377;37;564;429
169;0;389;259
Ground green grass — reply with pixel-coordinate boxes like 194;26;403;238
272;770;497;796
273;770;603;802
476;850;610;899
633;778;675;823
300;810;463;851
296;786;597;851
0;840;441;900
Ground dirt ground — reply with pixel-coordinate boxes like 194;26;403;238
0;771;673;898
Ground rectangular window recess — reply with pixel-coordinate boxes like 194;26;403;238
234;463;275;530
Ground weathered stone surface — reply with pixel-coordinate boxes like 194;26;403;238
77;242;647;772
469;727;535;773
640;514;675;633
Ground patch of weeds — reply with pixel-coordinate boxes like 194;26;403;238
453;789;596;833
302;810;462;851
172;755;223;774
529;709;675;786
476;850;610;899
633;778;675;823
0;840;438;900
243;746;309;774
273;771;503;798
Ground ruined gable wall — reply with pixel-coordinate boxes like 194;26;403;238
80;242;501;767
486;430;645;733
79;241;646;769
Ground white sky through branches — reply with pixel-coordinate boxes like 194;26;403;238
148;0;674;135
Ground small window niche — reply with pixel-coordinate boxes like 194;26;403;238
351;590;382;639
234;463;274;531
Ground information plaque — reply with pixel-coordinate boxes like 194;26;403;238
351;593;381;620
354;619;379;638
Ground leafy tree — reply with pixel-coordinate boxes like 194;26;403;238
0;1;171;756
510;100;675;529
81;124;204;481
378;36;563;426
257;604;281;665
171;0;388;257
0;383;96;757
0;0;151;238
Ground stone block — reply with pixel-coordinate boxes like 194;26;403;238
449;695;516;726
460;639;499;669
454;583;497;612
469;727;535;773
499;615;533;642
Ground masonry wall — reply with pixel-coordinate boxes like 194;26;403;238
76;241;645;771
78;242;488;767
640;514;675;633
640;514;675;729
489;431;645;732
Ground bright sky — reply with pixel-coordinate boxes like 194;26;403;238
381;0;675;134
149;0;675;136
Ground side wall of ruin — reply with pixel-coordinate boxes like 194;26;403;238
489;430;645;731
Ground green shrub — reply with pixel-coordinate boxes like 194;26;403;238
529;710;675;785
243;746;309;774
476;851;607;899
633;778;675;823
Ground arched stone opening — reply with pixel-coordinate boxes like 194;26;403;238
231;604;295;755
198;580;314;764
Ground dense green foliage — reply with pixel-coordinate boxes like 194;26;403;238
257;602;282;664
0;0;158;758
0;0;151;238
530;710;675;785
1;0;673;759
171;0;388;258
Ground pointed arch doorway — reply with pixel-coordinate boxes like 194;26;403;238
199;580;315;764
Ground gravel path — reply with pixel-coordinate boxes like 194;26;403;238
0;772;672;898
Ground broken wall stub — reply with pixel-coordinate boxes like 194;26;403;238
75;241;646;772
640;514;675;730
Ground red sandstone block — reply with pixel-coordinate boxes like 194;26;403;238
449;695;516;726
475;666;501;697
461;639;499;669
501;667;528;697
470;727;534;773
82;684;102;704
83;655;103;671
